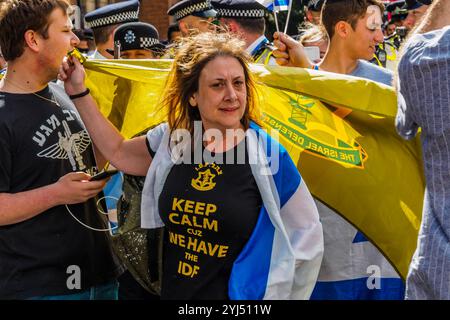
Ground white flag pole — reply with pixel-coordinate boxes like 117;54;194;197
283;0;293;34
274;7;281;34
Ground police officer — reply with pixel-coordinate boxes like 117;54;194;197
167;22;182;43
372;0;407;69
212;0;276;65
168;0;218;36
114;22;165;59
84;0;140;59
73;29;95;55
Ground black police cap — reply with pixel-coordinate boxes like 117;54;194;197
84;0;140;29
167;0;217;21
114;22;165;52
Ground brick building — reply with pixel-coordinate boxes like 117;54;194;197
69;0;179;41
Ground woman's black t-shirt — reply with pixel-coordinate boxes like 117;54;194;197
158;138;262;299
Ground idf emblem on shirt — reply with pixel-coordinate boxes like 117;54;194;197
191;163;222;191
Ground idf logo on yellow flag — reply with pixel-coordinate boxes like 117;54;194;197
261;92;367;169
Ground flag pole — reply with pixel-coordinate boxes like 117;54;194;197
273;1;280;34
283;0;293;34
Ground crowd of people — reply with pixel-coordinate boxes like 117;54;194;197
0;0;448;301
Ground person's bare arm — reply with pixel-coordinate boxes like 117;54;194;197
58;57;151;176
0;172;107;226
92;143;108;171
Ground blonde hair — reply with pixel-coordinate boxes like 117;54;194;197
299;23;328;45
162;31;260;135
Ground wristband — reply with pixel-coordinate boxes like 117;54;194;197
69;88;90;100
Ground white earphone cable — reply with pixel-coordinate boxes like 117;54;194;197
65;196;120;232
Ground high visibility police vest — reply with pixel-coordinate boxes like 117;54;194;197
253;46;275;65
250;36;276;66
372;35;400;70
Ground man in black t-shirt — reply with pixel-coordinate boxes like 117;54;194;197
0;0;122;299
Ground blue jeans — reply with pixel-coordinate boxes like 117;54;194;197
29;280;119;300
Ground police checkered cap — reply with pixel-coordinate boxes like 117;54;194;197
86;11;139;28
84;0;140;29
212;0;267;19
140;38;159;47
168;0;217;21
216;8;264;18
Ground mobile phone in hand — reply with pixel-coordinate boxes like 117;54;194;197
90;169;119;181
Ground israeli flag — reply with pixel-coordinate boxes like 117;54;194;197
228;123;324;299
257;0;290;11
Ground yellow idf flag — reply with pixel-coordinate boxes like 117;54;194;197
84;60;424;279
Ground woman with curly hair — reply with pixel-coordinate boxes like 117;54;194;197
59;31;323;300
